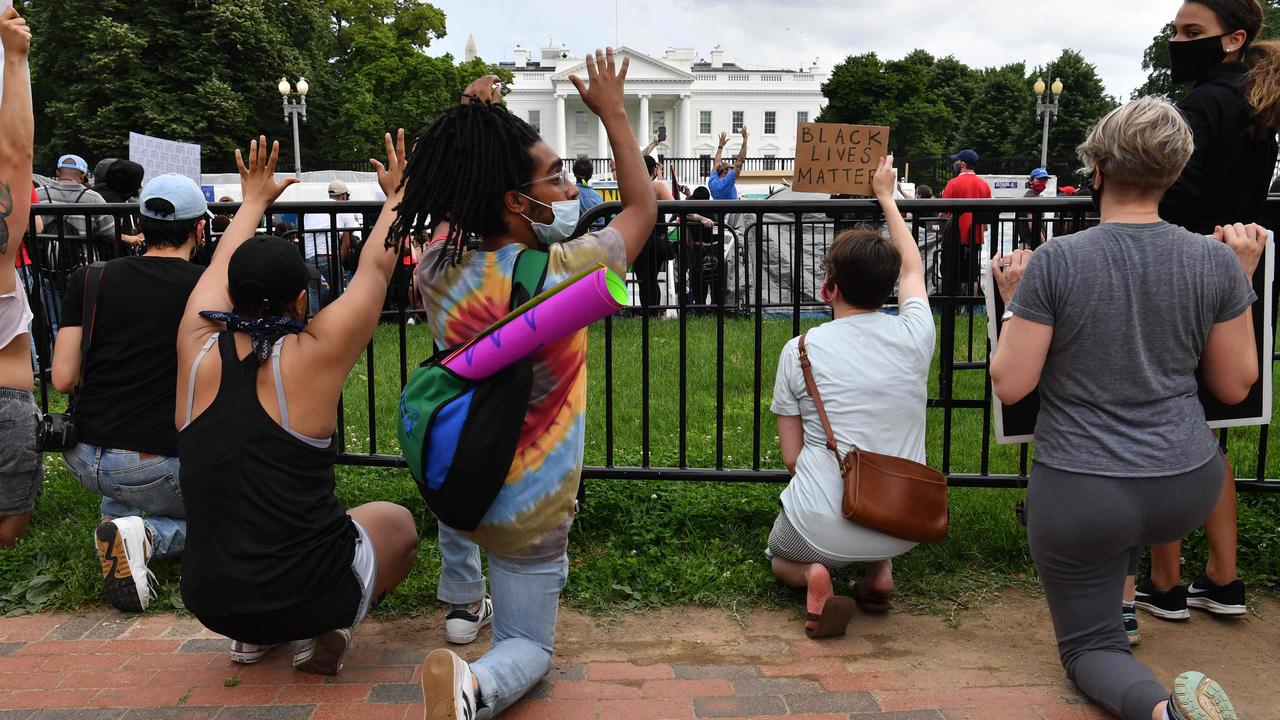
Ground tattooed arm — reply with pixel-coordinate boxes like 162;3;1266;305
0;7;33;284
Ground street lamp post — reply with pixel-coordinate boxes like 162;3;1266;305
1033;76;1064;170
278;76;309;176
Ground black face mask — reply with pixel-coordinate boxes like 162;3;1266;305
1168;35;1228;85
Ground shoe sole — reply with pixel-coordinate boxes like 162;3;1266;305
1172;672;1237;720
1187;597;1248;616
422;649;460;720
1134;600;1189;621
294;630;350;676
95;523;143;613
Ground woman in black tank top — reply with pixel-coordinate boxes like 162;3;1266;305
174;136;420;676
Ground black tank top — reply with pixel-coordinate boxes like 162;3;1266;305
179;332;357;629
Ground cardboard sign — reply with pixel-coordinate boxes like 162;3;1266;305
792;122;891;196
129;132;202;186
983;234;1275;444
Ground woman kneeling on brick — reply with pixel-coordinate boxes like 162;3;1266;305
768;155;934;638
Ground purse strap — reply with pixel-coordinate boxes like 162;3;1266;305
797;332;847;473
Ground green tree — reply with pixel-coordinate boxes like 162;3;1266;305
1030;50;1118;166
818;50;957;157
964;63;1036;158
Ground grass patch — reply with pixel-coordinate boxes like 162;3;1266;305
3;314;1277;619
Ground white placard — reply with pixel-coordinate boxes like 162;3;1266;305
984;232;1275;445
129;131;202;186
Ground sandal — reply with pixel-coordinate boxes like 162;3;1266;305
804;595;855;639
852;578;893;614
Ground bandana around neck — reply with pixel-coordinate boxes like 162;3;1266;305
199;310;305;362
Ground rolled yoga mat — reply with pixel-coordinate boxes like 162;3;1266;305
442;263;628;380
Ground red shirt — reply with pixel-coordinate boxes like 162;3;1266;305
14;187;36;268
941;171;992;245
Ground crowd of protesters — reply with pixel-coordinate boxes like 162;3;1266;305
1;2;1277;719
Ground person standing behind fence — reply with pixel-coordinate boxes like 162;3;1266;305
301;180;362;315
396;51;656;718
768;155;933;639
632;154;676;314
175;136;419;676
1129;0;1280;629
0;7;37;549
991;97;1258;720
709;127;748;200
50;174;206;613
940;149;990;297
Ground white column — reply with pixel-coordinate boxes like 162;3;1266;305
638;94;650;148
678;94;694;158
554;94;567;158
597;117;609;160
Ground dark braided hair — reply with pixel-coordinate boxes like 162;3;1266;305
389;102;542;264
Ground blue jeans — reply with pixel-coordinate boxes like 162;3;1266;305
306;255;333;316
62;443;186;559
437;525;568;718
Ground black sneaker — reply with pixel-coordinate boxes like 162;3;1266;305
1123;604;1141;646
1186;575;1247;617
1134;577;1190;621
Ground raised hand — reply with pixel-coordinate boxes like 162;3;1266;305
0;7;30;58
1216;222;1267;278
235;136;299;207
369;129;407;200
569;48;629;120
740;126;749;140
871;154;897;200
461;75;502;106
718;132;727;148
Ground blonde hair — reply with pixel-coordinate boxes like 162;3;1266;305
1077;97;1194;193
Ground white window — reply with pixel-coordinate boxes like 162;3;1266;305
797;110;809;125
528;109;541;133
652;110;666;138
764;154;776;170
764;111;776;135
731;110;744;133
575;111;588;136
699;111;712;135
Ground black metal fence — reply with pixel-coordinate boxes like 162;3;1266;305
19;198;1280;492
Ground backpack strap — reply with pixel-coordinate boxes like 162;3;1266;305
510;247;550;311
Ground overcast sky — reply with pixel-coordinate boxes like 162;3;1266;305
427;1;1174;100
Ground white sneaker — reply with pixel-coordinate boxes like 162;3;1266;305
95;517;154;613
292;627;352;676
422;648;479;720
444;597;493;645
230;640;280;665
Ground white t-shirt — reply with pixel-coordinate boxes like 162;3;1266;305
301;211;364;259
770;297;935;562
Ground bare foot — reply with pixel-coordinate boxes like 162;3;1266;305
863;559;894;596
805;563;834;634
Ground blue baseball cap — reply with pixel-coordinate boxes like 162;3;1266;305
56;154;89;174
951;149;979;165
139;174;209;221
1029;167;1050;179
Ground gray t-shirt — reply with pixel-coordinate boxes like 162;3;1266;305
1010;221;1255;477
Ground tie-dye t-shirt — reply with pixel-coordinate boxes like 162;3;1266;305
418;228;626;561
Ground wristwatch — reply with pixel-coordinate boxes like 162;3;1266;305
1001;310;1014;321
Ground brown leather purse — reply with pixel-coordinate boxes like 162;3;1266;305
797;333;949;543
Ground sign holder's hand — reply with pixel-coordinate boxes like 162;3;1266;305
992;249;1033;306
871;154;897;201
235;136;299;207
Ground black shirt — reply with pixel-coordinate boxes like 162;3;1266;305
61;255;203;456
1160;63;1280;234
179;332;357;644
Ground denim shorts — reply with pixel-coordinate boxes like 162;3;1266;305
0;388;42;516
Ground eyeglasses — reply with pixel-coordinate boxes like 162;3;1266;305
520;169;571;189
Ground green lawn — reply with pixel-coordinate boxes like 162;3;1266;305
2;315;1277;620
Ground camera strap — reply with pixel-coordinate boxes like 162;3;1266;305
70;261;109;413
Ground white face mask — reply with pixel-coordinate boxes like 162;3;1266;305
520;194;581;244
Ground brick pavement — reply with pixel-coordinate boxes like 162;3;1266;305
0;598;1272;720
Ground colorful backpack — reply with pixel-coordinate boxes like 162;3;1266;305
398;248;549;531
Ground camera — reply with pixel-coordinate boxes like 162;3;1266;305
36;412;76;453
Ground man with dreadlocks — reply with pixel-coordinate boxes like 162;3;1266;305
394;49;656;719
174;135;420;677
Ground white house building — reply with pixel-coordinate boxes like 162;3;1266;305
496;43;827;178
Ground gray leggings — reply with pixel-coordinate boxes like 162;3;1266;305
1027;454;1223;720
